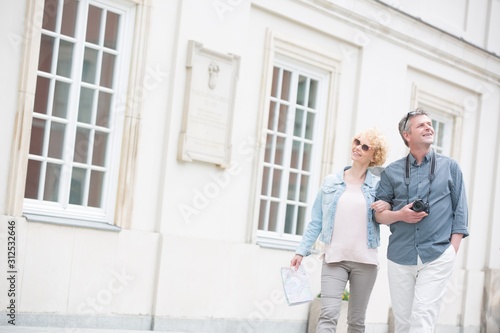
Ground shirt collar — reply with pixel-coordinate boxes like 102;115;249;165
408;149;434;166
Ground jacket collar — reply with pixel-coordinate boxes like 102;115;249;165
333;166;377;188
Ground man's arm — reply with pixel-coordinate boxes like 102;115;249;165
374;202;428;225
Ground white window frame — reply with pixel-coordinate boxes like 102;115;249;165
253;33;340;250
430;112;453;155
7;0;150;230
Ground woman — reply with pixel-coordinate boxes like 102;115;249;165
290;128;389;332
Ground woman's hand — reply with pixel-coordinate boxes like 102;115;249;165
371;200;391;212
290;254;303;271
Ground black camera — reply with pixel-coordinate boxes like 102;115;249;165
411;199;429;213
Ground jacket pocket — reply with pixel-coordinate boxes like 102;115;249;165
321;185;338;206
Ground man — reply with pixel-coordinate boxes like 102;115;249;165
373;107;469;332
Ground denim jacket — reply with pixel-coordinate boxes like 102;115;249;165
295;166;381;257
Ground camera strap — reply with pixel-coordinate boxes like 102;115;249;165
405;149;436;204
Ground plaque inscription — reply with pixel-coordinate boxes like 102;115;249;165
178;41;240;168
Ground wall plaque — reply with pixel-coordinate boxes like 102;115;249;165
178;40;240;168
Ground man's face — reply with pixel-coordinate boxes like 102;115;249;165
406;114;435;146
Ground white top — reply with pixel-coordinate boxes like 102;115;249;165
322;182;378;266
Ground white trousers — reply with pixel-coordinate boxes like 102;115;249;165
388;245;456;333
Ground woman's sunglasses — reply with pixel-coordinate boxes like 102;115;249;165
353;138;371;152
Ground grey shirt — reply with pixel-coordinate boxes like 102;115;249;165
375;150;469;265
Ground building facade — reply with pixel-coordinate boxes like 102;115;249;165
1;0;499;332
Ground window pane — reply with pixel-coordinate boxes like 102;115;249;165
48;122;66;159
271;169;282;197
285;204;295;234
261;167;270;196
268;201;279;232
305;112;315;140
294;109;304;137
78;87;94;124
74;127;90;163
61;0;78;37
86;5;102;45
275;136;285;165
56;40;74;77
44;163;62;202
267;101;277;130
258;200;267;230
53;81;70;118
25;160;42;199
277;104;288;133
432;119;445;154
302;143;312;172
88;170;104;207
287;172;298;200
82;47;98;84
300;175;309;202
34;76;51;115
104;11;120;49
308;80;318;108
264;134;273;163
281;70;291;100
29;118;46;156
296;75;306;106
38;35;55;73
69;167;86;205
100;52;115;88
270;67;280;98
92;131;108;167
96;92;112;127
437;122;444;146
297;206;307;235
42;0;58;32
290;140;301;169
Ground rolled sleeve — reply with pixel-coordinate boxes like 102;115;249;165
450;162;469;238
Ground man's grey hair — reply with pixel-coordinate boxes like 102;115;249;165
398;107;430;147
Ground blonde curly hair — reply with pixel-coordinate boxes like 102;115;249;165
354;127;389;167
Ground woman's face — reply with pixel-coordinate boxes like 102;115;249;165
351;134;375;165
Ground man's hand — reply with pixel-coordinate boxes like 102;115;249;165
400;202;428;223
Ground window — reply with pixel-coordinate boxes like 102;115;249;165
253;34;342;250
23;0;135;228
256;59;329;250
429;110;454;155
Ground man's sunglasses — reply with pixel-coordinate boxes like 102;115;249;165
403;111;417;130
353;138;370;152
